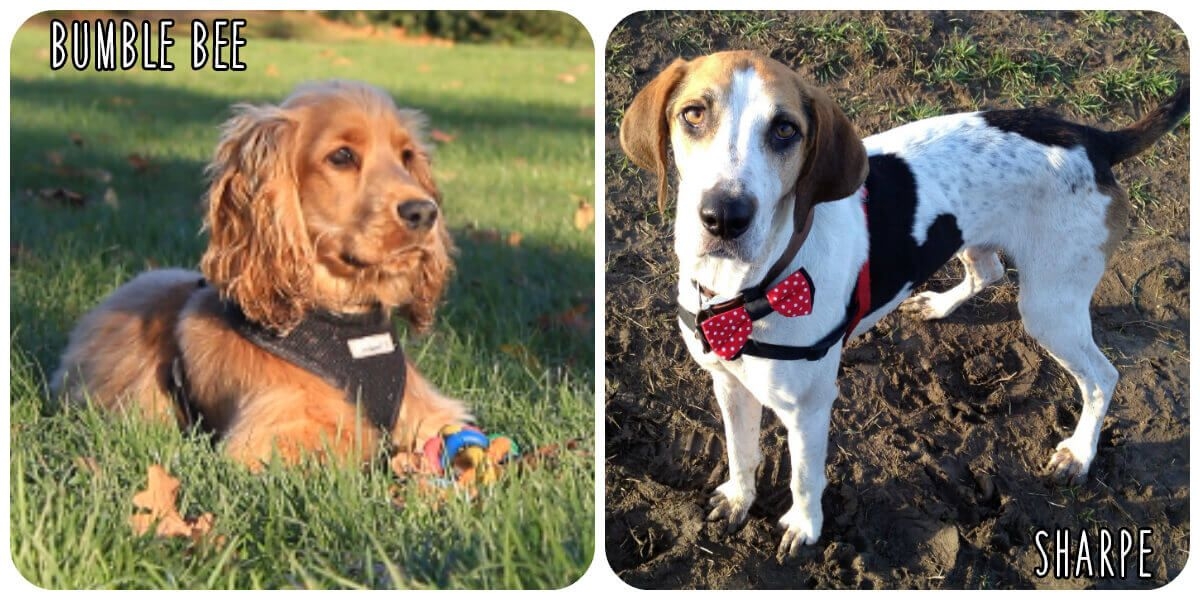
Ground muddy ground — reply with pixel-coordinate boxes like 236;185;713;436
604;11;1189;589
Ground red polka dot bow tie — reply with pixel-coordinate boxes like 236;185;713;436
698;268;815;360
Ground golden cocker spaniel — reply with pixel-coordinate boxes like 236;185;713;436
51;81;470;468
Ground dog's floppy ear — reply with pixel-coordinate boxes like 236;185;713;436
795;77;868;208
200;103;313;334
620;58;689;212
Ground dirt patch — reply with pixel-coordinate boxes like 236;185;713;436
605;11;1189;589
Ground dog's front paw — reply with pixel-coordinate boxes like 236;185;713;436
899;291;949;321
776;505;823;559
705;481;754;533
1046;438;1094;485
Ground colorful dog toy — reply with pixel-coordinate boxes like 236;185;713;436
420;424;518;486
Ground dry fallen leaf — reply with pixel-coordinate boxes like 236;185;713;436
573;199;595;230
430;129;456;144
68;132;85;147
129;464;223;547
32;187;87;208
556;72;577;84
506;231;524;247
127;153;154;174
265;63;280;77
333;56;353;66
537;303;592;333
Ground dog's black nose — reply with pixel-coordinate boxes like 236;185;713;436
398;199;438;231
699;188;755;239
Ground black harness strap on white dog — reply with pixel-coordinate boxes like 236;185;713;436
678;189;872;362
678;295;857;361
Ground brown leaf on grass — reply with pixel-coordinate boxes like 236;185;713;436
31;187;87;208
333;56;353;67
319;48;336;58
126;153;155;174
573;198;595;230
430;129;456;144
537;303;593;333
265;63;280;77
69;132;85;147
556;72;577;84
129;464;223;547
506;231;524;247
417;63;432;73
45;150;64;167
513;438;589;471
131;464;180;519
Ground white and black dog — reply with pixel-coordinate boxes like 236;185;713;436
619;50;1188;557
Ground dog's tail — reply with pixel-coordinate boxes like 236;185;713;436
1105;80;1190;165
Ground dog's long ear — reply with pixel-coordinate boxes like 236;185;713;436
620;58;689;212
200;104;313;334
795;78;868;209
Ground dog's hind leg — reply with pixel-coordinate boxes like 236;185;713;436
901;246;1004;320
706;371;763;533
1015;255;1118;484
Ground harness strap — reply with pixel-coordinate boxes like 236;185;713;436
679;292;856;362
678;190;873;362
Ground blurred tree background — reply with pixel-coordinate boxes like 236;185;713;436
321;10;590;47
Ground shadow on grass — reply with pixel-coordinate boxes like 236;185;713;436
11;76;594;377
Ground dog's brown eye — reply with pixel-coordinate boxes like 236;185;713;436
773;122;798;141
328;147;357;168
401;148;415;165
681;106;705;126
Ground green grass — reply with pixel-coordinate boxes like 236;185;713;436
9;21;594;589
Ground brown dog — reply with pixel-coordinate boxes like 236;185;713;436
52;81;469;468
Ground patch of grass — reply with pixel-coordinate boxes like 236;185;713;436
925;34;982;86
9;20;593;590
1092;65;1178;105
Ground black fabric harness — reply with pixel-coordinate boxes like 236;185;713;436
169;281;406;433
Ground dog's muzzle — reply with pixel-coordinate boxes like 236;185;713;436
699;187;756;240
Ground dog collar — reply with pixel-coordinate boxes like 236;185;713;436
222;301;407;432
678;188;872;362
688;268;816;360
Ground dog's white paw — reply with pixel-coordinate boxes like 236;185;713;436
776;505;822;559
1046;437;1094;485
705;481;754;533
899;291;953;321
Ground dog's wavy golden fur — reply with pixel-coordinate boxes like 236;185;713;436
51;81;468;468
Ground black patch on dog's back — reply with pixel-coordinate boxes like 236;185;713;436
864;154;964;313
982;109;1117;186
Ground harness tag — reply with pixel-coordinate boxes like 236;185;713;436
347;333;397;359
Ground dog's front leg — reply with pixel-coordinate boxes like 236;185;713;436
774;380;836;558
706;370;763;533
